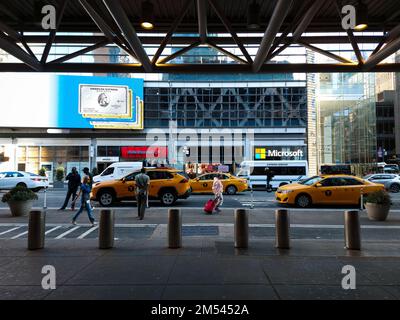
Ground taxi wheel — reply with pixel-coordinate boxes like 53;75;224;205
160;190;177;206
226;185;237;195
390;183;400;193
295;194;312;208
98;190;115;207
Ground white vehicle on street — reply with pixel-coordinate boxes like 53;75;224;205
364;173;400;193
93;162;143;183
0;171;49;192
237;160;308;190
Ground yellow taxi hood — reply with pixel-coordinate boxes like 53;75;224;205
94;178;122;187
278;183;308;191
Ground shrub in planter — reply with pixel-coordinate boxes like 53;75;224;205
1;186;38;216
364;189;391;221
38;167;47;177
55;167;65;181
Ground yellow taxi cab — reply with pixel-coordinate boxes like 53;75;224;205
190;172;248;195
91;168;191;206
275;175;385;208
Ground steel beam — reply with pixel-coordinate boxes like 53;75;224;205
19;35;383;45
207;40;248;64
0;34;41;71
103;0;152;72
41;0;69;64
157;41;201;64
49;40;110;64
208;0;252;63
253;0;293;72
292;0;325;41
152;0;192;65
364;36;400;70
298;40;354;64
2;62;400;73
197;0;208;43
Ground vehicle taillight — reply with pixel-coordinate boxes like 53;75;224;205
180;178;188;183
31;178;41;181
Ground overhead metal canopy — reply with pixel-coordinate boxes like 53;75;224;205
0;0;400;73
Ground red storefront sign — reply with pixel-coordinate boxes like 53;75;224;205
120;146;168;159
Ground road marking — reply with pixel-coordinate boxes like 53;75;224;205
45;226;62;235
77;226;98;239
11;230;28;239
0;226;21;235
55;226;80;239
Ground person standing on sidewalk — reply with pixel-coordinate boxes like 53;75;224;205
265;167;274;192
71;176;96;226
58;167;81;210
135;168;150;220
212;175;224;213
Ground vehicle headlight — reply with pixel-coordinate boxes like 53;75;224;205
280;190;294;194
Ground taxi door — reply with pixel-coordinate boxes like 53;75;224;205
341;177;365;205
119;172;139;199
192;174;214;193
316;177;347;204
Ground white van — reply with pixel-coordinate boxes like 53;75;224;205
237;160;309;189
93;162;143;183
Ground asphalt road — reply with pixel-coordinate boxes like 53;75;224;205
1;188;400;210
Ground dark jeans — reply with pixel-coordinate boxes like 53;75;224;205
61;188;78;209
136;193;147;220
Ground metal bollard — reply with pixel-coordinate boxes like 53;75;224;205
344;210;361;250
234;209;248;248
28;210;45;250
275;209;290;249
99;209;115;249
168;209;182;248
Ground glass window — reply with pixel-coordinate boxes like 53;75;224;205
101;167;114;176
299;176;323;186
125;172;140;181
343;178;364;186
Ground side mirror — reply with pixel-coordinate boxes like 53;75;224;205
315;183;322;187
121;177;126;183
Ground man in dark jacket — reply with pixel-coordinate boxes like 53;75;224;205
265;167;274;191
58;167;81;210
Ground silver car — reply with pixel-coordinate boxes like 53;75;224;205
363;174;400;193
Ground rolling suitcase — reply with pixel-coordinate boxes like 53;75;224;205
204;199;216;214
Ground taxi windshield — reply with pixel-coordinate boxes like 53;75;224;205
299;176;323;186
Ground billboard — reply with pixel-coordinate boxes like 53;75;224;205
0;74;144;129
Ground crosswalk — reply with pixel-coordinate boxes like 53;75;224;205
0;224;157;240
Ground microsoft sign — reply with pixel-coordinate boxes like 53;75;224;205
255;147;304;159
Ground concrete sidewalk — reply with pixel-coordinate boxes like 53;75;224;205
0;237;400;300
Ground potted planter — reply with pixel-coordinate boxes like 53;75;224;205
364;189;391;221
53;167;65;189
1;186;38;217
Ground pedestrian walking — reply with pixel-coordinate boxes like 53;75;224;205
58;167;81;210
135;168;150;220
82;167;93;188
265;167;274;192
71;176;96;226
212;175;224;213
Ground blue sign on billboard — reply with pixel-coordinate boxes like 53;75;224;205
0;74;144;130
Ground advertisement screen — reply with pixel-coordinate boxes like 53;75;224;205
0;74;144;129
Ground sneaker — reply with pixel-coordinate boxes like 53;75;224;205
71;220;77;225
91;222;97;227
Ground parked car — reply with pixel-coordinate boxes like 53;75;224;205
0;171;48;192
190;172;248;195
363;174;400;193
91;168;191;206
275;175;384;208
93;162;143;183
